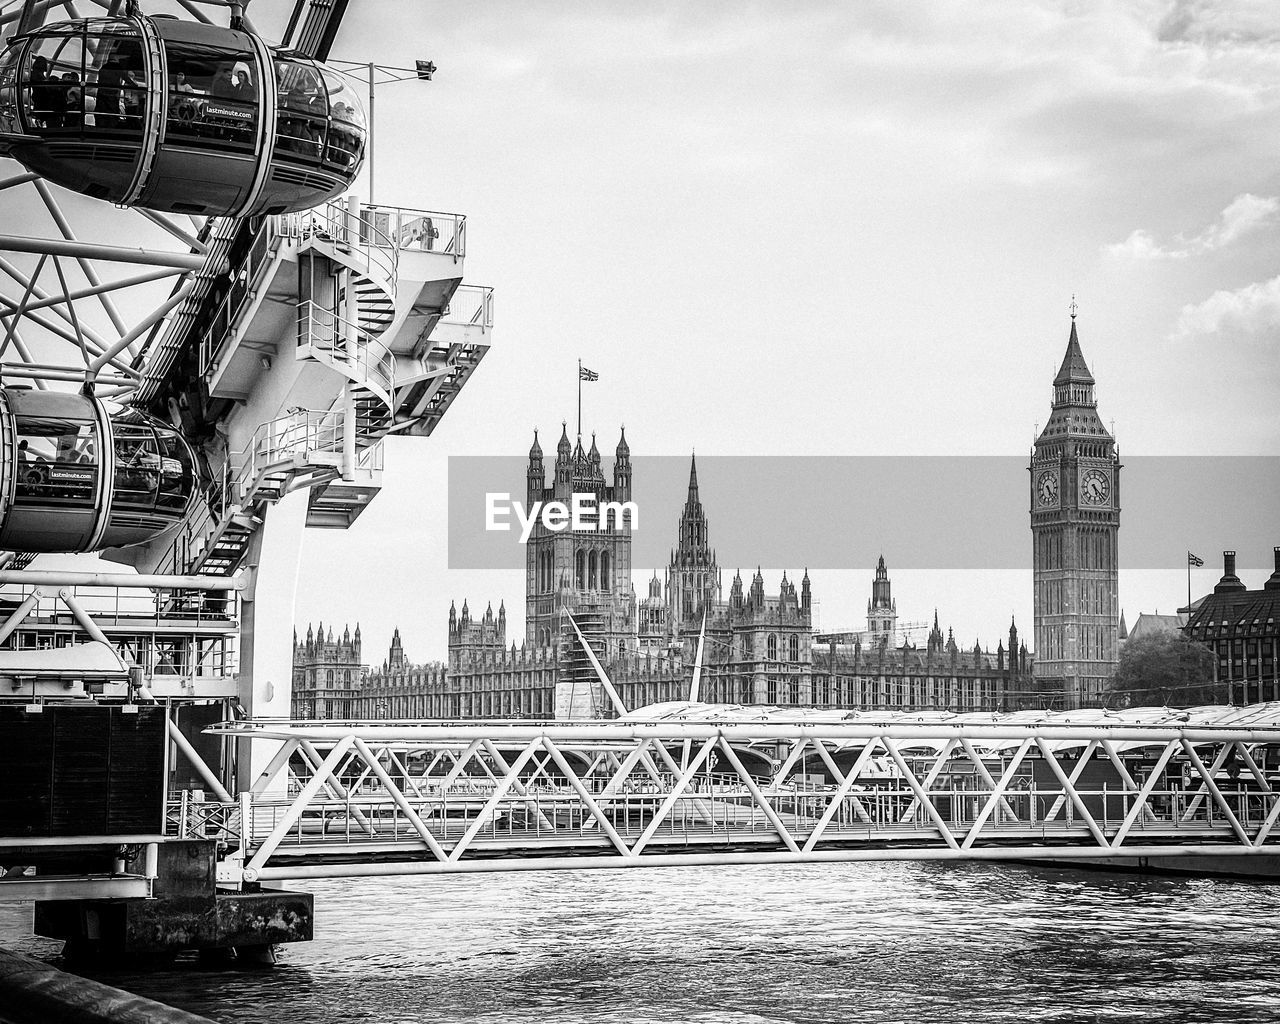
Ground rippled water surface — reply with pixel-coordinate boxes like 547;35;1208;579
4;862;1280;1023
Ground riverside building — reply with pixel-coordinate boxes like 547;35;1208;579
295;424;1029;718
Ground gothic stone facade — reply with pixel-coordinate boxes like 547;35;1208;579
297;417;1030;718
1031;316;1121;708
291;622;365;719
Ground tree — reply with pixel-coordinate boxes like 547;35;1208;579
1108;631;1218;708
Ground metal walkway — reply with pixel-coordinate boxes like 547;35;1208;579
193;706;1280;882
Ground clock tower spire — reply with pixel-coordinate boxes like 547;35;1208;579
1030;311;1121;708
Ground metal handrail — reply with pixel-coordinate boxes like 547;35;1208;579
196;221;284;377
361;203;466;259
441;284;494;329
296;301;395;400
276;199;399;288
231;408;343;501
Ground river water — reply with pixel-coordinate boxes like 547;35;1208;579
3;862;1279;1023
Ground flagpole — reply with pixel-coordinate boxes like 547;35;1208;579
1187;551;1191;613
577;358;582;441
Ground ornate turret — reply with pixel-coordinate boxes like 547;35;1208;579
927;610;944;655
527;430;544;500
667;451;720;630
613;428;631;498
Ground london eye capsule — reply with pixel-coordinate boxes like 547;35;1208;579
0;15;367;217
0;387;198;553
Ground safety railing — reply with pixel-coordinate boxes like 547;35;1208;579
361;203;466;260
276;199;399;288
206;780;1280;858
296;301;396;401
355;439;385;473
168;790;241;842
441;284;494;329
196;219;287;377
231;408;345;503
0;580;238;631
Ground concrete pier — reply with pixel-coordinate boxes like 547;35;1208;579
33;841;312;963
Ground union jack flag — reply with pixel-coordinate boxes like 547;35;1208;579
579;366;599;382
1188;552;1204;567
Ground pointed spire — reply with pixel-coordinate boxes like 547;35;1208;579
1054;316;1095;386
1118;609;1128;640
529;428;542;460
616;426;629;458
557;421;572;456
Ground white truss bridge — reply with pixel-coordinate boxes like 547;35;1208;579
191;704;1280;883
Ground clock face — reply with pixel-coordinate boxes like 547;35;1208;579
1080;468;1111;506
1036;470;1059;507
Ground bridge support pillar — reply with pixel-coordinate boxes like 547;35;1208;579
236;488;309;796
33;841;313;964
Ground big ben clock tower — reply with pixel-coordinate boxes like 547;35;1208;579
1030;312;1121;708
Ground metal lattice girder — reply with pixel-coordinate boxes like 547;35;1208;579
204;717;1280;883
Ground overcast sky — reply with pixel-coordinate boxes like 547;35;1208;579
274;1;1280;661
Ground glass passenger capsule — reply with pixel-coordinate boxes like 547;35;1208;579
0;15;367;217
0;387;198;553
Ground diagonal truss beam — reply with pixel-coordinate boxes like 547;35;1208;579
1110;740;1179;848
960;739;1032;850
882;737;959;850
632;737;717;856
802;739;884;852
448;739;541;863
1034;737;1108;847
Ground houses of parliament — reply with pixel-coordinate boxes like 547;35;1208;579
294;317;1131;720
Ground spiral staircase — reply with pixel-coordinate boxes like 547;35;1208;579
139;196;491;582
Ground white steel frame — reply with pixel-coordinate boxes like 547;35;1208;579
201;719;1280;883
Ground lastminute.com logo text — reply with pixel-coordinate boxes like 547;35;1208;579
485;493;639;543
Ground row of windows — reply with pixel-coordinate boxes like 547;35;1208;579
532;548;616;593
10;27;365;170
1034;527;1116;571
688;674;1005;710
765;634;803;662
295;672;1013;719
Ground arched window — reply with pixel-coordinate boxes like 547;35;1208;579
601;550;611;591
575;548;585;588
789;634;799;661
325;668;333;684
588;550;598;590
767;634;777;660
344;669;351;684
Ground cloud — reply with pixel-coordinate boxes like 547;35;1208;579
1157;0;1280;45
1105;228;1189;259
1173;273;1280;338
1105;192;1279;258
